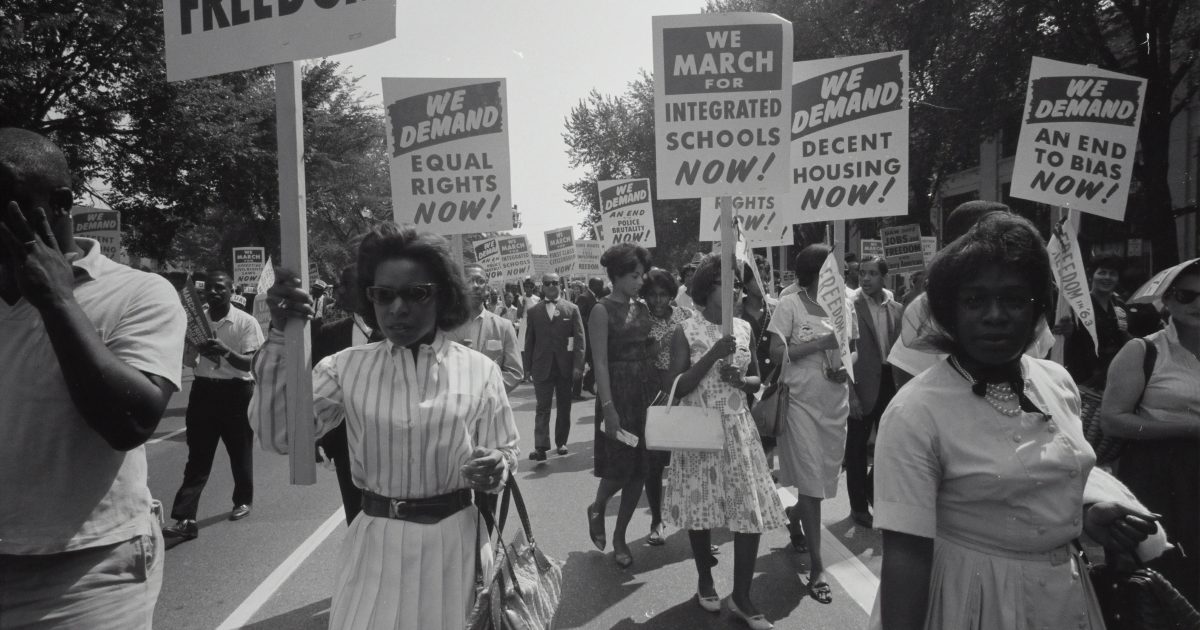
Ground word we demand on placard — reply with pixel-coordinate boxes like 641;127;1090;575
71;207;121;260
699;196;791;246
384;78;513;235
473;236;504;283
1010;57;1145;221
653;13;793;199
596;179;656;246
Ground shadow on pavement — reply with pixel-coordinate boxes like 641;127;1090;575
825;515;882;561
241;598;331;629
520;440;596;478
552;550;646;628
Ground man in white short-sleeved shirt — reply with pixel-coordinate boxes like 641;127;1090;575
0;127;186;628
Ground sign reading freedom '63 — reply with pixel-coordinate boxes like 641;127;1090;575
163;0;396;81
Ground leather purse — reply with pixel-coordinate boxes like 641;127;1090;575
751;363;787;439
467;478;563;630
1077;544;1200;630
645;374;725;452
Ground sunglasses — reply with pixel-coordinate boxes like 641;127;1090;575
542;280;560;287
1169;288;1200;305
365;283;438;305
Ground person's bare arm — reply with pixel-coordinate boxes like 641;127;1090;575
880;530;934;630
1100;340;1199;439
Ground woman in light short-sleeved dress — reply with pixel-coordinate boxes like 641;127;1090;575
872;213;1156;630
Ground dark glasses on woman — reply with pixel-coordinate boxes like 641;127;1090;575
1169;288;1200;305
365;283;438;305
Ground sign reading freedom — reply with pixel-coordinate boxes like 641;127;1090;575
162;0;396;82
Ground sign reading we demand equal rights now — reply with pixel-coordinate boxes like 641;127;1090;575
653;13;793;199
1010;57;1145;221
383;78;513;235
596;179;656;247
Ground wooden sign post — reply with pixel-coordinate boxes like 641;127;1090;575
719;196;736;334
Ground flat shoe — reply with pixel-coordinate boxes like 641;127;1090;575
586;504;605;551
647;525;665;546
696;592;721;613
724;597;773;630
807;580;833;605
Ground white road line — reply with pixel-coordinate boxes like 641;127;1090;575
775;487;879;613
215;508;344;630
146;428;186;445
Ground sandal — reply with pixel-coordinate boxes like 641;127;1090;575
647;523;665;546
807;579;833;605
586;504;605;551
784;507;807;553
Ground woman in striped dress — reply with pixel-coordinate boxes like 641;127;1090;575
252;224;519;630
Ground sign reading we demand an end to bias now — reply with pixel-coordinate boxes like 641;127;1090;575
1010;58;1145;221
596;179;656;247
653;13;793;199
383;78;512;235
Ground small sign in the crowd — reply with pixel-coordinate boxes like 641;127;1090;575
1010;57;1146;221
699;196;792;246
255;257;275;295
473;236;504;283
71;207;121;260
531;254;552;278
859;238;883;259
596;178;656;246
308;261;320;285
162;0;396;82
652;13;793;199
545;227;577;277
816;253;854;381
382;78;513;235
920;236;937;265
880;224;925;273
496;234;533;286
180;281;213;346
232;247;266;288
574;240;604;277
788;51;909;224
1048;214;1099;351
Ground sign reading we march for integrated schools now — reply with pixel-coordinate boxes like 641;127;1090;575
162;0;396;81
1010;57;1145;221
496;234;533;286
653;13;793;199
232;247;265;288
596;179;656;247
383;78;512;235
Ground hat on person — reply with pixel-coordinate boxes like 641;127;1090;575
313;279;329;290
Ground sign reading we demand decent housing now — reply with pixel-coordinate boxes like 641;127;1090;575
383;78;513;235
596;179;656;247
653;13;793;199
1010;57;1146;221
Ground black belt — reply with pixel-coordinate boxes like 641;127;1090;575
360;489;473;523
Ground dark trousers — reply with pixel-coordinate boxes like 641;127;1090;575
847;369;896;514
318;423;362;525
171;377;255;521
534;363;573;451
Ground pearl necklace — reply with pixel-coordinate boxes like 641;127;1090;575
948;357;1024;417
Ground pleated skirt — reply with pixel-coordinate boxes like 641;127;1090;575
329;506;489;630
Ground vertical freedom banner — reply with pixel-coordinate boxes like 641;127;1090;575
699;196;791;245
545;227;577;276
1010;58;1145;221
788;51;909;224
653;13;793;199
232;247;266;288
816;253;854;381
574;240;604;278
473;237;504;284
71;207;121;260
596;178;656;246
496;235;533;286
383;78;513;235
1048;215;1099;351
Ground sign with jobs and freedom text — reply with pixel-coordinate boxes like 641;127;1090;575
232;247;266;288
699;196;791;246
163;0;396;82
596;178;656;246
787;51;909;224
880;224;924;273
383;78;512;235
71;207;121;260
653;13;793;199
545;227;577;277
1010;57;1145;221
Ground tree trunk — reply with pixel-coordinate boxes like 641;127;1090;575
1139;80;1179;268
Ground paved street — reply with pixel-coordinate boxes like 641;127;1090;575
148;371;881;629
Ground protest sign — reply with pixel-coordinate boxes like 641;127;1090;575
920;236;937;265
699;196;792;246
574;240;604;277
71;207;121;260
383;78;512;235
163;0;396;82
1048;215;1099;351
233;247;266;288
1010;58;1145;221
180;282;213;346
788;51;909;224
653;13;793;199
880;224;924;273
255;257;275;295
496;235;533;286
531;254;552;279
860;238;883;259
596;178;656;246
473;237;504;283
816;253;854;382
545;227;577;276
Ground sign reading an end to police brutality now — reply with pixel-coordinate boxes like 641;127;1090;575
653;13;793;199
71;207;121;260
545;227;577;276
383;78;513;235
1010;58;1145;221
596;178;656;246
162;0;396;82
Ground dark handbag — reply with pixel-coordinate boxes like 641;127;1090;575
1078;544;1200;630
466;478;563;630
751;364;787;439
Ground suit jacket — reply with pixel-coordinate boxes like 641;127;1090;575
446;309;524;392
523;298;585;382
852;290;904;413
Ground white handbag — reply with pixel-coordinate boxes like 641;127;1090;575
644;374;725;452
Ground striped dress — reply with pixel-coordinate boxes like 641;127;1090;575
251;330;519;630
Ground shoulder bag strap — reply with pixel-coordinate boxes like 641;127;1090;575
1134;337;1157;408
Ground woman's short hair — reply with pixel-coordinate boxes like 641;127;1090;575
600;242;651;281
689;253;743;306
925;213;1052;353
793;244;831;287
640;267;678;299
355;223;470;331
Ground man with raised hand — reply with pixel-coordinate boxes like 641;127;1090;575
448;262;523;392
0;127;185;627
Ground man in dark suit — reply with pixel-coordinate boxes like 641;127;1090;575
523;272;586;461
847;255;904;529
572;277;599;398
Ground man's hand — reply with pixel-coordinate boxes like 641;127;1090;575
267;268;315;329
198;338;233;359
0;202;75;309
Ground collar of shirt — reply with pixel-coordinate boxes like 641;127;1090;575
386;329;452;364
67;237;113;284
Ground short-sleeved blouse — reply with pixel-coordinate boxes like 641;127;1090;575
646;305;692;371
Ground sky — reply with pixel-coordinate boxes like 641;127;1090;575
329;0;705;254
